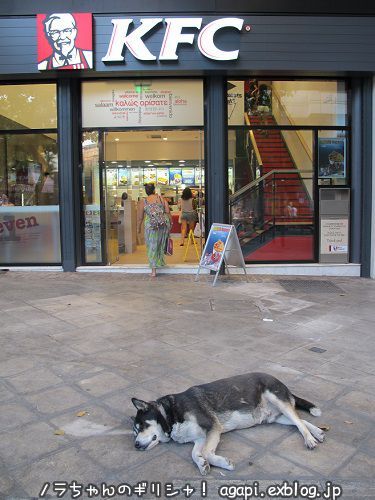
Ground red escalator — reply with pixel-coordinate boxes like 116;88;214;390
251;115;313;225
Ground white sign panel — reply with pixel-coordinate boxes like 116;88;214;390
320;218;349;254
82;80;203;127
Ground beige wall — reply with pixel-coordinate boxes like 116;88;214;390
105;140;202;161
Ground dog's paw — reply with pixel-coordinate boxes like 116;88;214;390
223;457;235;470
305;433;318;449
310;406;321;417
199;460;211;476
312;427;325;443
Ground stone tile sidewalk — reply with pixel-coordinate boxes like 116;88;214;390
0;272;374;499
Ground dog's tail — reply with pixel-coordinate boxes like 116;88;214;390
292;394;321;417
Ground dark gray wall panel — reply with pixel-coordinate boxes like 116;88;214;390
0;18;37;75
1;0;375;16
1;15;375;76
93;15;375;74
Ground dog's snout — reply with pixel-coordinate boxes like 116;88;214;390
134;441;141;449
152;435;157;441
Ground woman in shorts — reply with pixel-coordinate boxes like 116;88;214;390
178;187;198;246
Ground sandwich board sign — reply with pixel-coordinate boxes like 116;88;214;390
195;223;248;286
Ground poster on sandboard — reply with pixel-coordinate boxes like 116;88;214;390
196;223;248;286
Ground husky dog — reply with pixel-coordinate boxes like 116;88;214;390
131;372;324;475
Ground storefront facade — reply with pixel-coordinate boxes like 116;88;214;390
0;1;374;276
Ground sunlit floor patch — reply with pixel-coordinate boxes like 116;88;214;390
62;419;132;437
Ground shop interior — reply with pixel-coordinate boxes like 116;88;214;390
102;130;206;265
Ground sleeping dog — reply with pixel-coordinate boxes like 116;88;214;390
131;372;324;475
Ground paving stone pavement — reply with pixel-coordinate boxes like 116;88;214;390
0;271;374;499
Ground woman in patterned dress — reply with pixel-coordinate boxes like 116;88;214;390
137;183;172;277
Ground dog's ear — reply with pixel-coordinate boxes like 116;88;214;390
131;398;150;411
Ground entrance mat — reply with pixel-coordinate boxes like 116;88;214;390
278;279;344;294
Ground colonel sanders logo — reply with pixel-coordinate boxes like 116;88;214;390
37;13;93;70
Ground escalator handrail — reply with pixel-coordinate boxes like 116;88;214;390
229;168;313;204
245;113;263;168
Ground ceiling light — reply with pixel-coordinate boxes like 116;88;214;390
162;137;168;141
115;138;119;142
179;160;185;163
144;160;151;163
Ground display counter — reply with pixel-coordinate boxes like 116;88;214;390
171;212;182;234
119;200;137;253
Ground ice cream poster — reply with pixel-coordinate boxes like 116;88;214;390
169;168;182;185
200;224;231;271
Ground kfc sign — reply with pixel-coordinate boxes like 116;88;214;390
102;17;244;63
37;13;93;70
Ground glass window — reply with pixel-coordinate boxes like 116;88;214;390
228;79;347;126
228;78;350;264
0;84;57;130
0;133;60;264
229;128;315;262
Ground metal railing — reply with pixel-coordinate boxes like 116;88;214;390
230;169;314;250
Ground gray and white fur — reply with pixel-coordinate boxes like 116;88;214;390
131;372;324;475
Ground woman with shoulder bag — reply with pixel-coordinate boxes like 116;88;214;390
137;183;172;278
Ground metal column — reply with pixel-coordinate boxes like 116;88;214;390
205;76;229;228
57;79;81;272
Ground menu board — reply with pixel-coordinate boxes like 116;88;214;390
118;168;128;186
143;168;157;184
157;168;169;185
131;169;140;186
182;168;195;185
106;169;118;187
169;168;182;186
